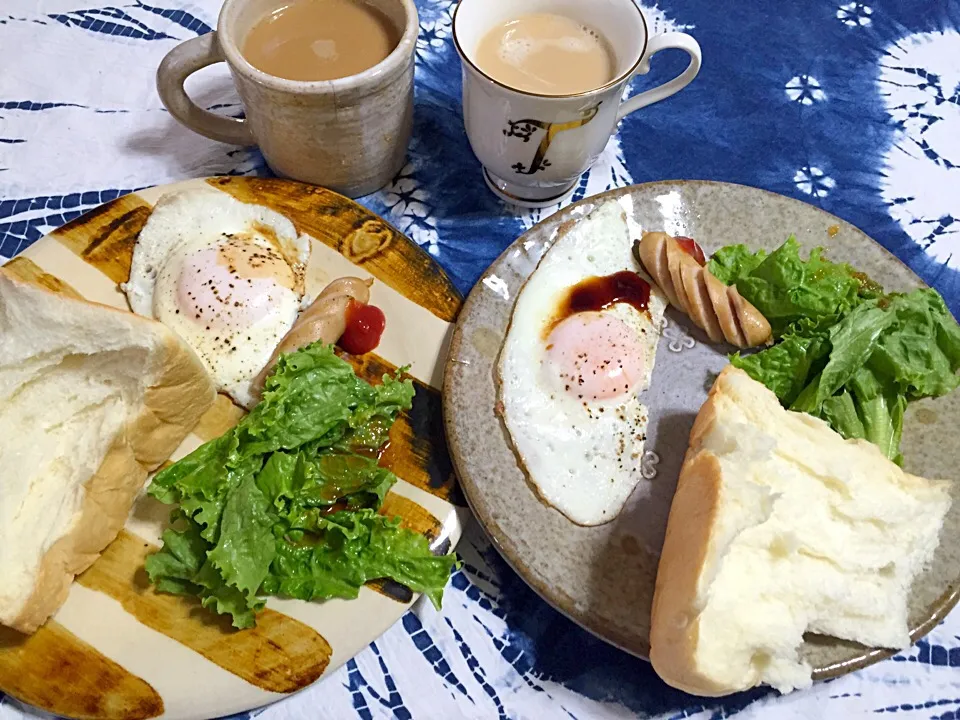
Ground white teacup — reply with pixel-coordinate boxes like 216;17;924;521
453;0;702;208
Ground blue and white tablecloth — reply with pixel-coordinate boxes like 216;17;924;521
1;1;959;718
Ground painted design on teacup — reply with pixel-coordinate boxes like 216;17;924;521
502;103;602;175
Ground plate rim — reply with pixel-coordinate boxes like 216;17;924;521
442;178;960;681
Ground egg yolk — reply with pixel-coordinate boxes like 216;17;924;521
544;312;646;402
175;236;296;332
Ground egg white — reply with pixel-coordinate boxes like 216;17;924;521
498;201;667;526
123;188;311;408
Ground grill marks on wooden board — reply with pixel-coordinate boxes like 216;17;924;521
0;621;164;720
49;192;151;284
76;530;332;694
0;256;84;298
207;176;462;323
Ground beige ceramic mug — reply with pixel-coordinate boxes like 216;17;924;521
156;0;418;198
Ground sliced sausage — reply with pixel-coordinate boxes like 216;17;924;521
250;276;372;400
634;232;771;349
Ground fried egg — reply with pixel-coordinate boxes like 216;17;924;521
123;188;310;408
498;201;667;526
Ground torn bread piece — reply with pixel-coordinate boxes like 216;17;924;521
650;366;950;696
0;272;215;633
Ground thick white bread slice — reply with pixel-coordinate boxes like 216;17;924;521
0;272;215;633
650;366;951;696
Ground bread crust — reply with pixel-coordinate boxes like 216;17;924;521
1;274;215;633
649;370;733;696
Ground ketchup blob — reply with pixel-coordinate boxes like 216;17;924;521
675;236;706;266
340;299;386;355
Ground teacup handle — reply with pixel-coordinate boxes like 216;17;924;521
617;32;702;121
157;32;255;146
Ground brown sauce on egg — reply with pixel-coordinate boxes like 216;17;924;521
544;271;651;338
564;270;651;315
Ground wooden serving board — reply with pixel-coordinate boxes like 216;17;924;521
0;177;468;720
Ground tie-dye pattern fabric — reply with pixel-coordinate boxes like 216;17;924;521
1;1;958;718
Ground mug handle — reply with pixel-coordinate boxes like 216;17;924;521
617;32;702;121
156;32;255;145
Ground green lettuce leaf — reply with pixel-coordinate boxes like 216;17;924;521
238;345;388;456
144;514;210;595
707;244;768;286
296;453;396;509
196;565;263;629
262;509;453;608
858;389;906;464
820;391;866;441
144;342;452;629
790;301;896;415
258;451;395;516
710;238;959;463
819;369;906;463
729;238;868;336
730;315;833;406
869;289;960;399
206;473;277;605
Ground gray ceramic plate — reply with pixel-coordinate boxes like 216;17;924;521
443;180;960;681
